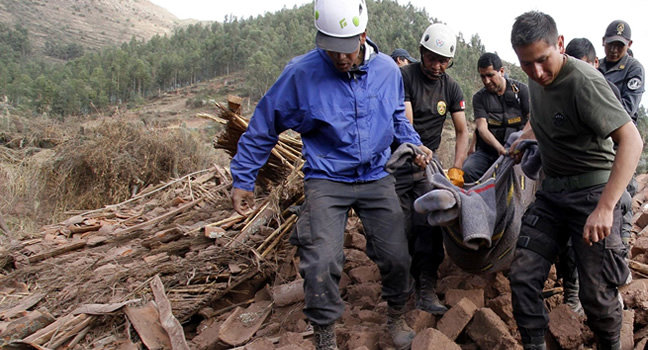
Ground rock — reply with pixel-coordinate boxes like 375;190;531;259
344;231;367;251
437;297;478;341
444;289;484;309
621;309;635;350
348;265;380;284
548;304;591;349
411;328;461;350
466;308;522;350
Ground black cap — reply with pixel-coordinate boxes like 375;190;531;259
604;20;631;45
390;48;418;63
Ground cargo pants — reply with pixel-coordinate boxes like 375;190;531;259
509;184;629;344
290;176;413;326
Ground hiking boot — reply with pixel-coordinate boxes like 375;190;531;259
522;334;547;350
523;342;547;350
387;305;415;350
415;274;448;315
312;323;338;350
597;337;620;350
563;278;583;316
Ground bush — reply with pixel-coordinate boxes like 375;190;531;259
39;119;216;211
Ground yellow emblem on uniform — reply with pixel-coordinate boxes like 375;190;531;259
437;101;447;115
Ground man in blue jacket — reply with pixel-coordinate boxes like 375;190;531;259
229;1;431;349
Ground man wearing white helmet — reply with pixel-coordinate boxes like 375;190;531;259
393;22;469;316
229;0;432;349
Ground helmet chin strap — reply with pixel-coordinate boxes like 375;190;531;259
421;63;442;80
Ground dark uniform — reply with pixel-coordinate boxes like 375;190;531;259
599;54;645;124
395;62;465;287
463;78;529;183
510;57;631;347
600;54;643;246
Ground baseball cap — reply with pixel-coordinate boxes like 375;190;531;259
604;20;631;45
316;31;362;54
390;48;419;63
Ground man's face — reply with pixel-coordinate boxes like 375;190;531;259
326;33;367;72
421;50;451;80
514;35;565;87
478;65;506;94
395;57;410;67
579;55;599;69
603;40;631;63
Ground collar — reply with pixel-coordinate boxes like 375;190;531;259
362;41;375;62
603;54;630;71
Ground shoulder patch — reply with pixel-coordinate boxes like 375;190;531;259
628;77;643;91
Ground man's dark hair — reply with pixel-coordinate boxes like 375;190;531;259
511;11;558;49
565;38;596;62
478;52;502;70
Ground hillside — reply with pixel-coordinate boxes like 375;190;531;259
0;0;185;55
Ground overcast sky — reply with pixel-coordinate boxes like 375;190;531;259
150;0;646;107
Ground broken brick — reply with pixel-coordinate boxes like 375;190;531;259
444;289;484;309
466;308;522;350
437;297;478;341
411;328;461;350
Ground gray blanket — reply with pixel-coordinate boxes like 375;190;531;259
387;140;539;273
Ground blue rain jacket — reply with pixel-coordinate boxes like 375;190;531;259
231;39;422;191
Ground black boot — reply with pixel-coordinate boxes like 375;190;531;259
520;328;546;350
597;337;620;350
523;343;547;350
563;277;584;315
387;305;415;350
522;336;546;350
415;273;448;315
312;323;338;350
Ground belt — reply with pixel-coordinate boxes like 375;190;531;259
542;170;610;192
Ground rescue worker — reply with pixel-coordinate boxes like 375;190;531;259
394;22;469;315
391;48;418;67
462;52;529;183
567;38;621;98
599;20;644;125
508;11;642;350
598;20;644;257
229;0;432;349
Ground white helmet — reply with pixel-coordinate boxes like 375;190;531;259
420;23;456;58
314;0;368;37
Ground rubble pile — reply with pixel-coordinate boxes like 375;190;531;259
3;101;648;349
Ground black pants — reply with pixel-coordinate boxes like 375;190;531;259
290;176;413;325
509;185;629;344
462;149;498;183
393;162;445;283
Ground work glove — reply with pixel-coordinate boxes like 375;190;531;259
447;167;464;188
